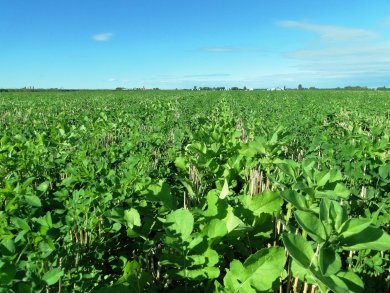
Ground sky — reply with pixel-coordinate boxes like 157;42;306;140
1;0;390;89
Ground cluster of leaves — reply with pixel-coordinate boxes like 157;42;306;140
0;90;389;292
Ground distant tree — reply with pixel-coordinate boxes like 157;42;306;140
298;84;303;90
243;86;247;91
116;87;125;90
344;86;368;90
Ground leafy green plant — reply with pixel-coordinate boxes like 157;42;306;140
0;90;389;292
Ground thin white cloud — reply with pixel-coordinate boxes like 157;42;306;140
277;41;390;86
294;61;390;75
286;42;390;62
274;20;390;84
92;32;113;42
276;20;378;41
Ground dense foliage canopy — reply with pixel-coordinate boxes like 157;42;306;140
0;90;389;292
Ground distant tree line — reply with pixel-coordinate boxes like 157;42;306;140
1;85;390;92
0;89;84;92
193;86;226;91
342;86;369;90
193;86;257;91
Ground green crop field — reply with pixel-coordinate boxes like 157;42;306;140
0;90;389;292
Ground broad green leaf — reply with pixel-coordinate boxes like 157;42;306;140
294;210;327;243
15;230;28;242
280;190;308;210
108;207;125;224
378;164;390;179
112;223;122;232
12;217;30;231
312;271;349;293
42;268;64;286
117;260;139;284
315;171;330;187
0;262;16;285
44;211;53;228
282;233;315;268
187;255;206;266
39;241;54;258
203;190;229;219
336;271;364;293
164;208;194;241
213;280;224;292
37;181;50;192
329;200;347;231
179;179;196;197
320;199;347;234
329;169;343;182
243;247;286;291
61;177;77;187
242;191;282;216
339;226;390;250
219;179;229;199
223;206;243;233
207;219;228;239
332;183;350;198
203;190;219;217
25;195;42;207
174;157;187;171
320;199;332;225
302;159;316;174
204;248;219;267
145;181;176;210
177;267;220;280
276;160;298;179
22;177;36;187
338;218;372;238
224;247;285;292
224;260;247;292
319;246;341;276
270;127;282;144
0;240;15;256
124;208;141;229
241;139;266;157
290;260;316;284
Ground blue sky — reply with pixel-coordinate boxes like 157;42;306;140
1;0;390;89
